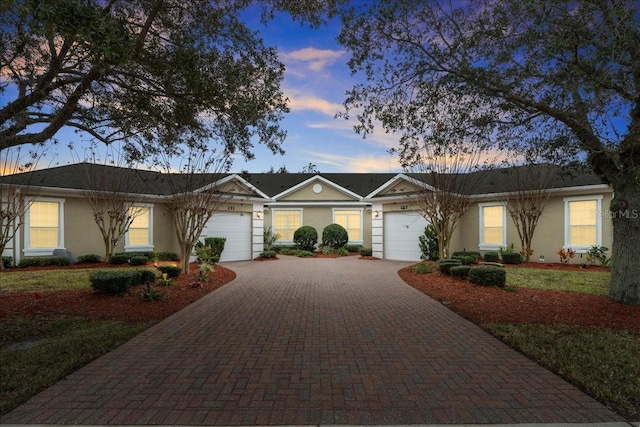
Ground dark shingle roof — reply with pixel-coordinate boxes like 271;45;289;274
0;162;608;199
0;163;231;196
406;164;607;196
241;173;397;198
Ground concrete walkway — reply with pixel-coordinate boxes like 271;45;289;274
1;256;628;425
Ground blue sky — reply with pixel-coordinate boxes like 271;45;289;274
26;8;403;174
234;10;403;173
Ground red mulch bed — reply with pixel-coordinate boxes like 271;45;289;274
0;263;235;323
400;265;640;334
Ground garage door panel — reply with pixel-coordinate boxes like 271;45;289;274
384;212;429;261
201;213;252;262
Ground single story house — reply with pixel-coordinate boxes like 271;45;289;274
0;162;612;264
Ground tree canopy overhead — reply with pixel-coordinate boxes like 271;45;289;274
339;0;639;176
338;0;640;304
0;0;339;160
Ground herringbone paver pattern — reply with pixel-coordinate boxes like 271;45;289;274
2;257;624;425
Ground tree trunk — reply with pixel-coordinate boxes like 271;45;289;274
179;243;191;274
609;184;640;305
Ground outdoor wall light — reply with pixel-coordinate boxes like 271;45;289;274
374;211;380;218
256;211;262;219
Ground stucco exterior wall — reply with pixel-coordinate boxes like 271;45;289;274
451;191;614;263
279;184;355;201
16;194;182;262
265;205;372;247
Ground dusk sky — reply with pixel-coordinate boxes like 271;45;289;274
226;9;404;174
32;8;404;174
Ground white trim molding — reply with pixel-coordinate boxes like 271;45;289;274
332;207;364;245
23;197;65;257
271;208;303;244
478;202;507;251
124;203;154;252
563;195;603;253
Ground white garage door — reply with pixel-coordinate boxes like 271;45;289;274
384;212;429;261
201;212;252;262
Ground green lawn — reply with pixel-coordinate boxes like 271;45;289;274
0;267;157;293
0;267;158;414
507;267;610;295
485;323;640;419
0;316;150;414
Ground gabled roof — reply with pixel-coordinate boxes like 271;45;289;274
0;162;235;196
0;162;609;200
402;164;608;196
239;173;397;198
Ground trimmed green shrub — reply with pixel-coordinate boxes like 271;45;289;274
335;247;349;256
130;255;149;266
206;237;226;261
109;254;129;264
293;226;318;251
2;256;13;268
452;255;477;265
51;256;71;266
156;251;180;261
501;252;523;264
77;254;102;264
195;237;226;264
452;251;481;259
320;245;349;256
419;224;439;260
90;271;136;295
413;263;434;274
18;257;45;268
279;247;299;256
345;245;362;253
259;250;278;258
483;251;500;262
450;265;472;279
18;257;71;268
437;259;462;274
296;250;316;257
116;251;154;259
157;265;181;278
135;269;157;284
359;247;373;256
322;223;348;249
468;266;506;287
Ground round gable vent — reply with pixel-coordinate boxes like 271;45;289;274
312;183;323;194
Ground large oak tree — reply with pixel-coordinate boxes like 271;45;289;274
338;0;640;304
0;0;338;159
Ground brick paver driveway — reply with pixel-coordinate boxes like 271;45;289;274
2;256;626;425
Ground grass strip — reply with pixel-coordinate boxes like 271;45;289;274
0;268;157;293
485;322;640;419
507;268;610;295
0;316;151;414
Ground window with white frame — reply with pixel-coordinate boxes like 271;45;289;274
24;198;65;255
564;196;602;251
479;203;506;250
333;209;363;243
125;205;153;250
273;209;302;242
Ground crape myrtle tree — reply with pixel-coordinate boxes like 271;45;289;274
338;1;640;304
408;144;489;261
0;146;45;270
76;145;150;263
403;97;494;260
159;144;231;274
0;0;341;159
502;164;556;263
